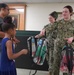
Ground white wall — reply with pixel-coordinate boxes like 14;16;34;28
26;3;74;31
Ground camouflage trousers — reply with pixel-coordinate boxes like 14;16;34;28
46;38;54;75
52;38;62;75
47;38;66;75
48;47;54;75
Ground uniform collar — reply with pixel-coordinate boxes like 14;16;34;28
62;19;73;22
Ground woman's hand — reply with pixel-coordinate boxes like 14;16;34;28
64;37;74;44
35;29;45;38
40;29;45;36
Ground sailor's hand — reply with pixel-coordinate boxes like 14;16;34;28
40;29;45;36
65;37;73;44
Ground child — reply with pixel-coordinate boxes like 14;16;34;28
0;16;28;75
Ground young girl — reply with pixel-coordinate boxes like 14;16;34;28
0;16;28;75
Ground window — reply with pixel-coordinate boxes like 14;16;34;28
8;4;26;30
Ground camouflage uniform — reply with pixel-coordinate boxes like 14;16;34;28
52;19;74;75
44;22;58;75
43;23;53;37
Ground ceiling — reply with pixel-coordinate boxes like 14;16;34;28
0;0;74;4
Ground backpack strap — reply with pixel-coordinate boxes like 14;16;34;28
27;36;37;58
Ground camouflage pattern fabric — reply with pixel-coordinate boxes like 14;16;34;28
44;22;58;75
52;19;74;75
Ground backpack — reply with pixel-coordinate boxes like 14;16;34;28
60;43;74;75
27;36;48;65
33;38;48;65
27;36;48;75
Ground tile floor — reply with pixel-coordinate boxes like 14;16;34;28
17;68;48;75
17;68;74;75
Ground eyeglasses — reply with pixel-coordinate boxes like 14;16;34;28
6;8;9;11
5;7;10;11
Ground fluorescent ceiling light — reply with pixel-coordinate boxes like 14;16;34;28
16;8;24;12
